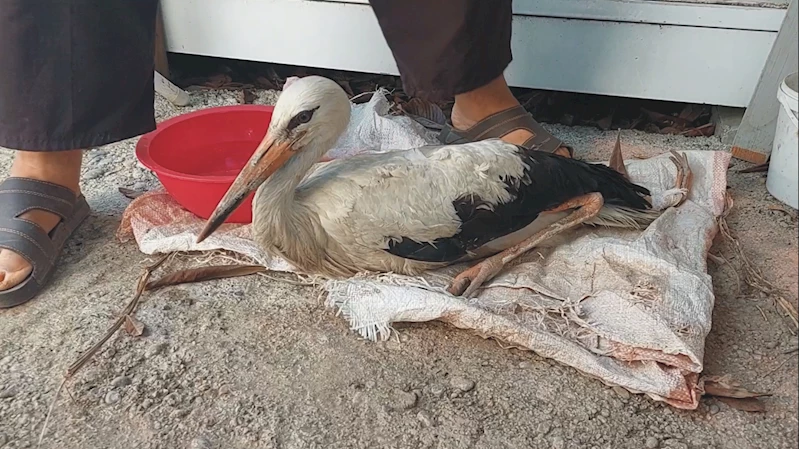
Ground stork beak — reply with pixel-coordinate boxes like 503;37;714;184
196;135;296;243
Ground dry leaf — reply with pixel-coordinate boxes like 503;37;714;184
641;108;690;130
205;74;233;89
255;76;277;90
716;397;766;412
238;89;257;105
518;91;548;111
643;123;661;134
401;98;447;128
678;104;705;122
145;264;267;291
703;378;770;399
659;126;682;135
768;205;793;216
682;123;715;137
609;130;630;180
337;79;354;97
702;377;769;412
595;113;614;131
123;315;145;337
266;67;284;86
118;187;146;199
738;162;770;173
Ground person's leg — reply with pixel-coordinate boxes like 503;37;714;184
368;0;571;156
0;0;158;301
449;74;535;148
0;151;84;291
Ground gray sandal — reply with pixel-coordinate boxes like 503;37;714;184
0;178;90;308
438;105;574;157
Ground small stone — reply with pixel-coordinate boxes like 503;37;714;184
204;416;217;428
165;392;182;406
708;404;720;415
664;440;688;449
429;384;446;398
111;376;131;388
0;386;18;398
169;408;190;419
645;437;660;449
600;408;610;417
551;436;565;449
612;386;631;400
141;399;154;409
450;376;475;393
537;421;552;435
518;361;533;369
104;390;121;405
390;390;417;410
417;410;435;427
145;343;167;359
218;385;230;395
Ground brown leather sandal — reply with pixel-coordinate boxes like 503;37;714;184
0;177;90;308
438;105;574;157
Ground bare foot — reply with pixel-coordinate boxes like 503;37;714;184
0;150;83;291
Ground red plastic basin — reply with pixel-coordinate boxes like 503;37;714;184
136;105;275;224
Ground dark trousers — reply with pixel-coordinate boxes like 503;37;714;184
0;0;512;152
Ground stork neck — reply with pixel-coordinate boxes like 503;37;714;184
253;139;330;214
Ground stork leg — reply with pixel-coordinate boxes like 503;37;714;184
447;192;605;298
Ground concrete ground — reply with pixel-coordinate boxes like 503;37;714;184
0;89;797;449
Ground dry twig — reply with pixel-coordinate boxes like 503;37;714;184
39;254;170;447
717;193;799;331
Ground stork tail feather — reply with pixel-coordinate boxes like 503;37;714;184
588;204;661;229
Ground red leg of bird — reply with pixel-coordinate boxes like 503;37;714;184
447;192;605;298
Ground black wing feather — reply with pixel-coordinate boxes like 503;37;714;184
386;148;651;263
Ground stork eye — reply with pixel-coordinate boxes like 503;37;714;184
297;111;312;123
287;108;318;131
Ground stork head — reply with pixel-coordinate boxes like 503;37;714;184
196;75;351;243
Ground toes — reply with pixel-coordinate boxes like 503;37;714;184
0;266;33;291
0;247;35;291
462;280;483;299
447;277;471;296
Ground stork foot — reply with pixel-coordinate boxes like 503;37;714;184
447;257;504;298
668;151;693;207
446;193;605;298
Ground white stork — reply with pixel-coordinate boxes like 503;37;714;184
196;76;691;297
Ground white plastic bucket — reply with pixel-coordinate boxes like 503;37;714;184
767;72;798;209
